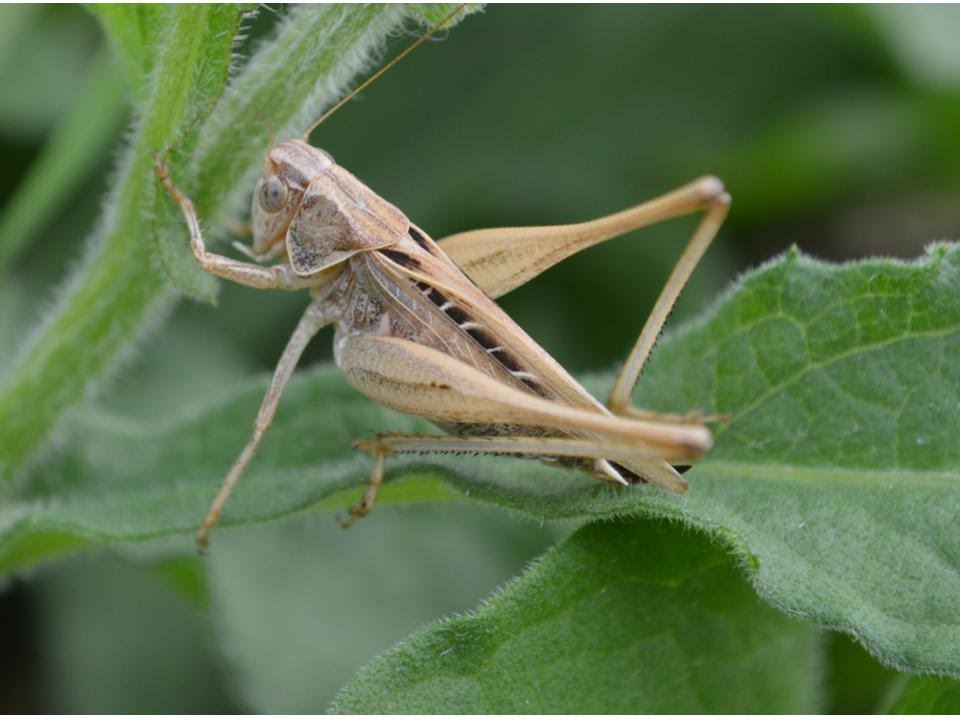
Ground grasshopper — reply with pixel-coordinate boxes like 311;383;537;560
156;13;730;549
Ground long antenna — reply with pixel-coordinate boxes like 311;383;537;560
301;4;466;141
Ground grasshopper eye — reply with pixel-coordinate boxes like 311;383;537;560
258;175;287;214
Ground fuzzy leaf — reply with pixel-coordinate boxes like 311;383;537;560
89;4;170;98
0;6;244;489
179;3;482;266
331;518;819;713
0;5;474;489
4;245;958;678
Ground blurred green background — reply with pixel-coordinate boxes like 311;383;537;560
1;4;957;713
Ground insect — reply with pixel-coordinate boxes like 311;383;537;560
156;9;730;550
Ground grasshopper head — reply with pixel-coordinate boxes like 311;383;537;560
250;140;334;256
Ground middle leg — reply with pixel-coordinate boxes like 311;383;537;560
196;298;335;549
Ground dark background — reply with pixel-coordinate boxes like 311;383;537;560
1;4;958;712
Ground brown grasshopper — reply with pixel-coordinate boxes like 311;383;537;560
156;17;730;550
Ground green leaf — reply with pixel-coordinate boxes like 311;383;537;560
35;552;234;712
882;675;960;714
0;6;101;138
89;4;170;99
0;48;127;270
205;506;553;712
0;6;244;489
821;633;900;713
5;246;958;677
866;6;960;91
718;91;948;225
0;5;474;490
632;243;960;677
331;518;819;713
170;3;481;299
